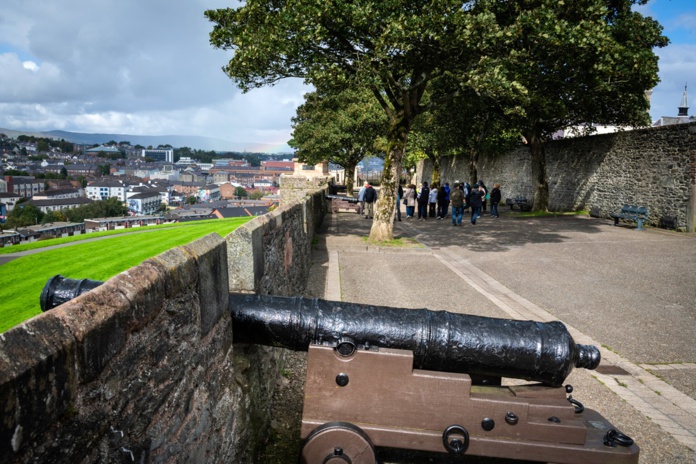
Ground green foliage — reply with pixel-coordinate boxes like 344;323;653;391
60;197;129;223
249;190;264;200
235;186;248;198
96;151;125;160
6;203;43;228
42;211;66;224
292;87;388;192
3;169;30;176
186;195;198;205
98;163;111;176
36;140;50;152
0;218;251;333
206;0;666;237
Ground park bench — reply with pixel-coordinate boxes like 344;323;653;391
326;194;362;214
610;204;649;230
505;195;532;212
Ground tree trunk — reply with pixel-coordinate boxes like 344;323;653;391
369;125;408;241
468;147;478;185
527;131;549;212
345;161;357;197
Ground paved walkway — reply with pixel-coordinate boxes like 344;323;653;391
316;209;696;463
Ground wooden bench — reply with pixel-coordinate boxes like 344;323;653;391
326;194;362;214
610;204;649;230
505;195;532;212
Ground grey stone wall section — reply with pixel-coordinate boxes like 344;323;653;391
226;186;327;296
0;235;242;463
421;122;696;230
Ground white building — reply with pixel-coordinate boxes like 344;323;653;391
127;191;162;215
86;180;127;202
141;148;174;163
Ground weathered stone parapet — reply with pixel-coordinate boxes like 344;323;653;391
0;234;236;463
279;174;332;207
227;186;327;295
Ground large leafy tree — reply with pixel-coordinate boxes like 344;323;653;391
206;0;493;241
483;0;667;211
290;87;388;195
6;203;43;228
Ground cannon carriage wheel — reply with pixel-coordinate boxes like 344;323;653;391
300;422;376;464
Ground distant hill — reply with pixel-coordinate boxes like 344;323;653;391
0;127;290;153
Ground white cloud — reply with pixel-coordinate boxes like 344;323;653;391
21;60;38;72
0;0;309;151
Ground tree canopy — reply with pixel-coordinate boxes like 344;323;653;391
207;0;666;231
290;87;388;194
207;0;493;240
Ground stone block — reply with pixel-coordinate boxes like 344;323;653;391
226;220;264;293
52;279;132;383
0;314;77;459
182;233;229;336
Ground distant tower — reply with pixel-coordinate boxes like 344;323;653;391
678;85;688;117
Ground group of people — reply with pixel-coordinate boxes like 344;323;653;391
400;180;501;226
358;178;503;227
358;181;377;219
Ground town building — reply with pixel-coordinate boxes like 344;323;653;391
29;197;93;213
126;191;162;215
5;176;45;198
84;215;165;231
141;148;174;163
13;222;86;241
32;188;83;201
86;180;128;202
0;193;22;212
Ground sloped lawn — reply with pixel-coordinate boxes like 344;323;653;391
0;217;251;333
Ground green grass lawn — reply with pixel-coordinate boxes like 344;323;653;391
0;219;224;255
0;217;251;333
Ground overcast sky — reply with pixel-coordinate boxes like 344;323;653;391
0;0;694;153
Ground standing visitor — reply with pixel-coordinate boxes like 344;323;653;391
469;183;484;225
437;182;449;219
464;182;471;212
428;183;438;218
450;183;465;226
490;183;501;218
478;180;488;212
358;181;368;215
403;184;416;218
363;183;376;219
417;181;430;220
396;184;403;222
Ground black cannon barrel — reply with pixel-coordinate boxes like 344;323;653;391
39;276;600;386
40;275;104;312
229;294;600;386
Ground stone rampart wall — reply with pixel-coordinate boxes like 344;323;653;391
0;188;327;463
420;122;696;231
